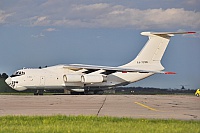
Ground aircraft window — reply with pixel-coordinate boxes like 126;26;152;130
10;74;18;77
10;71;25;77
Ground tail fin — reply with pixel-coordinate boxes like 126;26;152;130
123;31;195;70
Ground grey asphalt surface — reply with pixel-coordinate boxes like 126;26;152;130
0;95;199;120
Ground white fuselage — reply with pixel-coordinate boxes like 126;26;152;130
7;65;153;91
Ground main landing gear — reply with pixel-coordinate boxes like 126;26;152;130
84;90;104;95
34;90;44;95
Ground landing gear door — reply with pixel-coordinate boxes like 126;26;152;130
40;76;45;86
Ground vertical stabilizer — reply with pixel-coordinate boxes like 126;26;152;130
123;31;195;70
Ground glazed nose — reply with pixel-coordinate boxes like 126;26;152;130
5;77;12;86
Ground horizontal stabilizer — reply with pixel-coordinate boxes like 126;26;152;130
141;31;196;36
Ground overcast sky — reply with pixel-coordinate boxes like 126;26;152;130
0;0;200;89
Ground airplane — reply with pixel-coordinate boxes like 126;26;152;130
5;31;195;95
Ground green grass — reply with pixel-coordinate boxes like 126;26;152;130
0;115;199;133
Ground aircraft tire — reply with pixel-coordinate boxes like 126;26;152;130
84;91;94;95
34;92;38;95
94;90;104;95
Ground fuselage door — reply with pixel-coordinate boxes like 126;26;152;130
40;76;45;86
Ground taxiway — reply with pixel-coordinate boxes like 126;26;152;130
0;95;199;120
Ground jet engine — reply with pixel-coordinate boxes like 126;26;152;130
81;75;107;83
63;74;82;82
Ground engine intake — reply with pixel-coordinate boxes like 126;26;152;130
63;74;81;82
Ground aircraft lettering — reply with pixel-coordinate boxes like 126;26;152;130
137;61;148;64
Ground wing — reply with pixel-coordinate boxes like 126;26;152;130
64;64;175;75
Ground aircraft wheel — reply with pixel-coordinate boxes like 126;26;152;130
84;90;94;95
34;90;44;95
196;94;199;97
94;90;104;95
38;90;44;95
39;92;43;95
34;92;38;95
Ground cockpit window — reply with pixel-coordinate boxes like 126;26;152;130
10;71;25;77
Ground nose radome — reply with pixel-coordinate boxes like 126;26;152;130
5;77;11;85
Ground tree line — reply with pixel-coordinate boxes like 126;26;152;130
0;73;8;79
